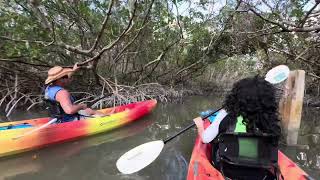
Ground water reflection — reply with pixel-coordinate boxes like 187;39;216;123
160;147;188;180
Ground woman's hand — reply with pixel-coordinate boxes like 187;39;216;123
193;117;204;129
193;117;205;141
83;108;95;115
94;111;109;117
72;63;80;71
83;108;109;117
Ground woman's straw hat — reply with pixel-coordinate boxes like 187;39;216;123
45;66;75;85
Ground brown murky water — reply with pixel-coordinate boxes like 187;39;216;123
0;96;319;180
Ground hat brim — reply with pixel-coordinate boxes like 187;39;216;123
45;68;74;85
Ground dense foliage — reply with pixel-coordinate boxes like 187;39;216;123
0;0;319;111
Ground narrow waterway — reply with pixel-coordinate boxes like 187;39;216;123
0;96;319;180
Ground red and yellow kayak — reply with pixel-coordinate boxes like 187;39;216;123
0;99;157;158
187;120;312;180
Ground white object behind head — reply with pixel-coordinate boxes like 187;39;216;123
265;65;290;84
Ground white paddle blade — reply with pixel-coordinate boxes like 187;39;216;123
116;140;164;174
265;65;290;84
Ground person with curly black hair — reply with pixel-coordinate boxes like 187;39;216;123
193;75;282;173
194;75;281;142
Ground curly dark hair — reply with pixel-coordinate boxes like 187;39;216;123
223;75;281;137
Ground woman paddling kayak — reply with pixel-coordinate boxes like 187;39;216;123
44;63;106;122
193;75;282;179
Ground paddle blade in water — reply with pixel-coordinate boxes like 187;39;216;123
265;65;290;84
116;140;164;174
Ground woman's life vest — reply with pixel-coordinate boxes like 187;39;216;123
44;85;80;122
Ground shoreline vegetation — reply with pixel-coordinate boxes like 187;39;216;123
0;1;319;114
0;73;319;117
0;55;319;116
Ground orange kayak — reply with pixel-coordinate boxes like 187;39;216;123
187;120;312;180
0;99;157;158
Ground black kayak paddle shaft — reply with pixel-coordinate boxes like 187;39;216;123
163;107;223;144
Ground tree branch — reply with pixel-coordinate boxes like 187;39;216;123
27;2;51;30
299;2;320;27
0;36;93;57
0;36;52;47
207;0;242;53
87;0;114;53
131;38;181;84
288;25;320;32
308;72;320;79
243;1;320;33
247;6;288;31
173;0;184;38
269;45;320;67
78;0;138;66
0;58;51;67
113;0;155;64
175;60;202;76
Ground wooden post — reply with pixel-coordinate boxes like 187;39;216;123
279;70;305;145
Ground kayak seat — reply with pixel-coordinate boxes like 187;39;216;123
217;132;279;180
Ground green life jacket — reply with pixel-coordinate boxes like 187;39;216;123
234;115;246;133
234;115;257;159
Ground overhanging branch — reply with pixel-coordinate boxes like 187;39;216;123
113;0;155;64
87;0;114;53
79;0;138;66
